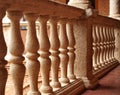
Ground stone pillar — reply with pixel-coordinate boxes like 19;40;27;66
24;13;40;95
68;0;91;9
0;7;8;95
109;0;120;20
7;11;25;95
74;19;98;89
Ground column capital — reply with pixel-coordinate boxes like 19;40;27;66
58;18;67;24
49;16;58;23
7;11;22;21
24;13;38;21
38;15;49;23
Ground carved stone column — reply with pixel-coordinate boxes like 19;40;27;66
68;0;91;9
38;15;53;95
7;11;25;95
109;0;120;20
24;13;40;95
49;17;61;91
0;7;8;95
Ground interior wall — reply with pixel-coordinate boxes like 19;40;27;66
95;0;109;16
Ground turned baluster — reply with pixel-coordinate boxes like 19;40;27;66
99;26;105;67
38;15;53;95
105;26;109;64
92;25;99;70
49;17;61;91
112;27;117;62
109;27;113;63
66;19;76;81
101;26;106;65
58;18;69;86
107;26;111;63
111;27;115;62
24;13;40;95
7;11;25;95
103;26;108;65
106;26;110;64
96;25;102;68
0;8;8;95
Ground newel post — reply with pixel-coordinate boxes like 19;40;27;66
73;17;98;89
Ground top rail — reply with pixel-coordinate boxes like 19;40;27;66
0;0;85;19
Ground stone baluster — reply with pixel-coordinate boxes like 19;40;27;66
99;26;105;67
109;27;113;63
92;25;99;70
49;17;61;91
58;18;69;86
111;27;116;62
102;26;108;65
24;13;40;95
102;26;106;65
106;26;110;64
66;19;76;81
38;15;53;95
7;11;25;95
0;8;8;95
95;25;101;68
108;27;112;63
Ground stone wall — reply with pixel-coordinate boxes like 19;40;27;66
95;0;109;16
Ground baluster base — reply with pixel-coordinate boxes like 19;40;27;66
59;78;69;86
27;91;41;95
40;85;53;95
81;77;98;89
50;82;61;91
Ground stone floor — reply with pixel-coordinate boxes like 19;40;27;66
81;65;120;95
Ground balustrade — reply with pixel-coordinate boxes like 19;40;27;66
0;0;120;95
92;16;119;75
